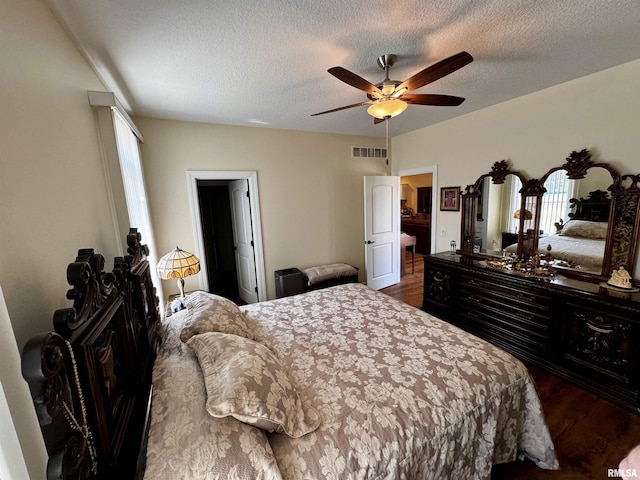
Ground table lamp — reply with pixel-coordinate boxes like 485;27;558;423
513;209;533;233
157;247;200;308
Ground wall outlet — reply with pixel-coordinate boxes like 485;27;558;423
440;227;446;237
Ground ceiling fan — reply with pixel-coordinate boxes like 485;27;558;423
311;51;473;124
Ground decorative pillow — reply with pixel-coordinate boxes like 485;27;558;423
186;332;321;438
180;291;253;342
302;263;358;286
559;219;608;239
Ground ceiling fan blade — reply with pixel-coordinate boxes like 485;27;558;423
397;51;473;93
402;94;466;106
328;67;383;96
311;100;371;116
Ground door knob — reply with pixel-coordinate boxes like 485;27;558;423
365;240;375;245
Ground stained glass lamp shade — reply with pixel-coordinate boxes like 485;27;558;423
156;247;200;298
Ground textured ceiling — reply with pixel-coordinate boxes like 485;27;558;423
45;0;640;138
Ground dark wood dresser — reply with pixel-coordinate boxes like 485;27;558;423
422;252;640;414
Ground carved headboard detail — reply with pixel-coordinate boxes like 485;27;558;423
568;189;611;223
22;228;160;480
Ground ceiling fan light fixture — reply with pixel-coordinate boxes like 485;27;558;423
381;82;396;96
367;98;408;119
392;87;407;98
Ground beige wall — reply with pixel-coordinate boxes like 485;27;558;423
1;0;120;345
135;117;387;300
0;0;119;476
393;59;640;274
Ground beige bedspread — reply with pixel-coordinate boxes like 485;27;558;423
145;283;558;479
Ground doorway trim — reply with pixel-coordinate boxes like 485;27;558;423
392;165;438;254
186;170;267;302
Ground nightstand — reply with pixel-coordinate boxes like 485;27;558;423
501;232;518;250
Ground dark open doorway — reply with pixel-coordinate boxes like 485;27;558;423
197;181;240;301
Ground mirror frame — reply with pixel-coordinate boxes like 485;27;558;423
460;149;640;282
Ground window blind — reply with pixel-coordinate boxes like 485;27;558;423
112;109;163;301
539;170;575;235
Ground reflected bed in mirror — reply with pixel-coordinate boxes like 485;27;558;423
504;190;611;274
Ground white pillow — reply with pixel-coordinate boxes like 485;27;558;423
559;220;608;239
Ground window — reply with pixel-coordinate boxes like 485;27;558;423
89;92;163;303
112;109;162;300
539;171;575;235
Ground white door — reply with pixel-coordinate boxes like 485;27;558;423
364;176;400;290
229;180;259;303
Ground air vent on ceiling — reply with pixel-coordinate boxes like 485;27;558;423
352;146;387;159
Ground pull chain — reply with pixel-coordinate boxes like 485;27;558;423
385;118;389;166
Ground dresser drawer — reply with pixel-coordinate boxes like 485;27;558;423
458;275;550;329
458;274;551;316
458;293;549;335
458;308;548;352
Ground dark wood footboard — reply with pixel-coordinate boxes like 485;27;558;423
22;228;160;479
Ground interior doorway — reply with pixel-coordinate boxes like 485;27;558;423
398;169;436;255
394;164;437;305
187;171;267;303
197;181;240;300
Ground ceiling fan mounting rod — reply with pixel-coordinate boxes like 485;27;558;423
377;54;397;71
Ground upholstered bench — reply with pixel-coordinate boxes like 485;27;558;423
302;263;359;291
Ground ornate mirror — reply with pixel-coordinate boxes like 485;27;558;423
460;149;640;282
460;160;525;255
534;150;618;277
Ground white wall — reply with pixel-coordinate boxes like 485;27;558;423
135;117;387;300
393;59;640;271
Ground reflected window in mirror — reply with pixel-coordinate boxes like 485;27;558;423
539;170;575;235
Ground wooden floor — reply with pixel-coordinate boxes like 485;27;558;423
381;252;640;479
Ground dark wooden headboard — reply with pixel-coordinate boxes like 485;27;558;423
21;228;160;479
568;189;611;222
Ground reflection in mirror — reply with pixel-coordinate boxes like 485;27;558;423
536;166;613;275
476;174;523;253
461;193;475;252
458;149;639;281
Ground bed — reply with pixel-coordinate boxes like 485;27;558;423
145;284;558;479
22;229;558;479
